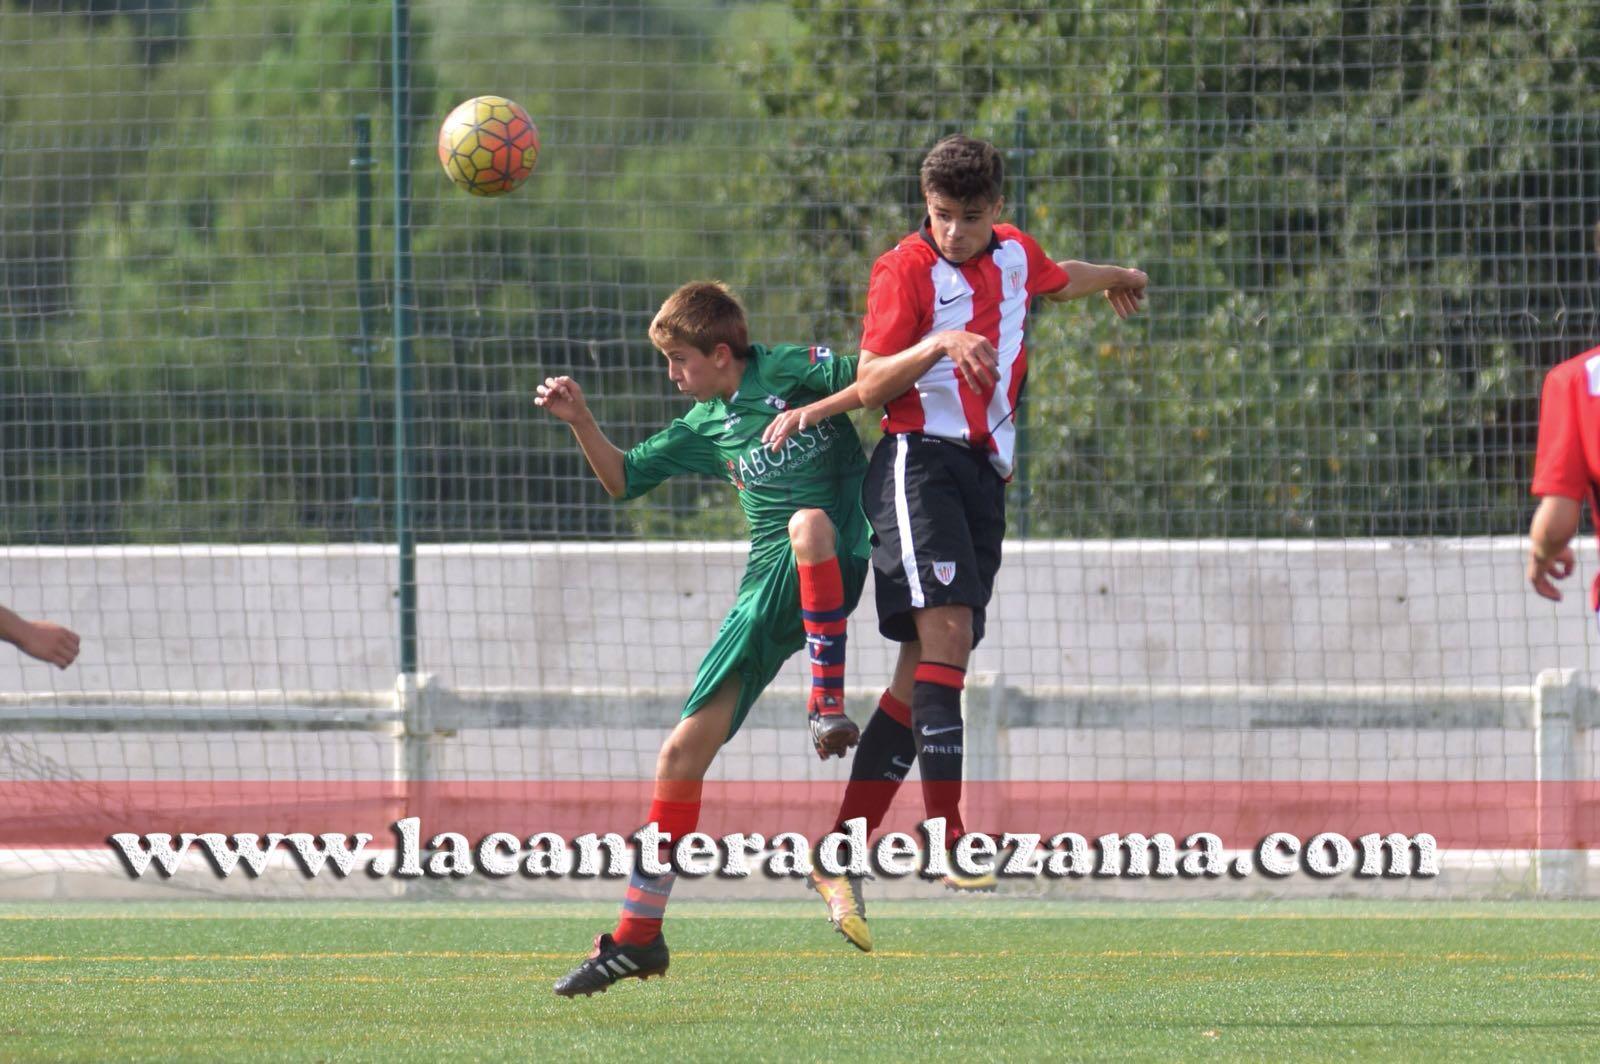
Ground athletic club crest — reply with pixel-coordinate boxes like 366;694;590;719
1005;265;1023;292
933;561;957;586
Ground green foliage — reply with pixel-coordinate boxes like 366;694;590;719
2;0;1593;542
3;0;392;541
2;0;745;542
735;0;1593;536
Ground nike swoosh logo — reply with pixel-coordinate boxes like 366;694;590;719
890;756;914;771
920;724;962;737
937;293;963;306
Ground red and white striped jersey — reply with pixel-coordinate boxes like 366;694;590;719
860;221;1070;478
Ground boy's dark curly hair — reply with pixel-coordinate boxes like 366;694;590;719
919;135;1004;205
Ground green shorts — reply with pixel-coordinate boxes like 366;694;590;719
683;547;868;740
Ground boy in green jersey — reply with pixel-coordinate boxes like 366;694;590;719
537;280;871;996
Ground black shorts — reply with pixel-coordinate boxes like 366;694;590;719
864;432;1006;646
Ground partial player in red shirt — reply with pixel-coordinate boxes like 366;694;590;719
1528;346;1600;607
769;135;1146;946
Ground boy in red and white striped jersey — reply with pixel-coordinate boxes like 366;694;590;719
769;135;1145;945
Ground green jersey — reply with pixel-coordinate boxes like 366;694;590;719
621;343;871;567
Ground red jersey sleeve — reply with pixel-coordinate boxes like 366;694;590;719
1019;230;1071;297
860;253;928;355
1532;361;1592;500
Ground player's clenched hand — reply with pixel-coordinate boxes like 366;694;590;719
534;376;590;424
809;708;860;760
762;406;814;452
20;620;79;669
1105;268;1148;320
1528;544;1575;602
941;331;1000;394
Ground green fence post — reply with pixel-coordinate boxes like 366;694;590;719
351;114;379;543
391;0;417;676
1012;107;1032;537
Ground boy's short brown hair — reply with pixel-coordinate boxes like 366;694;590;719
648;280;751;358
919;134;1004;206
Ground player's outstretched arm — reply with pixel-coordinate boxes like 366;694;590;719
857;331;998;408
535;375;628;498
1527;494;1581;601
762;383;867;452
762;331;1001;452
1045;262;1149;319
0;604;79;669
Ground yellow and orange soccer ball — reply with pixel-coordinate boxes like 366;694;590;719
437;95;540;197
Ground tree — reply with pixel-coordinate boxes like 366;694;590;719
735;0;1600;536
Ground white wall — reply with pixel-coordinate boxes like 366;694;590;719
1;538;1594;695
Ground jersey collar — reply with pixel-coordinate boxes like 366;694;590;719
717;351;762;407
918;217;1002;266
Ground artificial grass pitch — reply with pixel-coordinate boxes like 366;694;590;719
1;900;1597;1061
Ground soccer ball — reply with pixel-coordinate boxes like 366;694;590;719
437;95;540;197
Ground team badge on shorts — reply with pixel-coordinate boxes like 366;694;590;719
933;561;957;586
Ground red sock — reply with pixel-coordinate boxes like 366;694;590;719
798;558;848;713
615;780;702;945
877;689;911;728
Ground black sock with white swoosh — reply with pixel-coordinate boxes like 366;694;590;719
911;661;966;838
829;691;915;837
